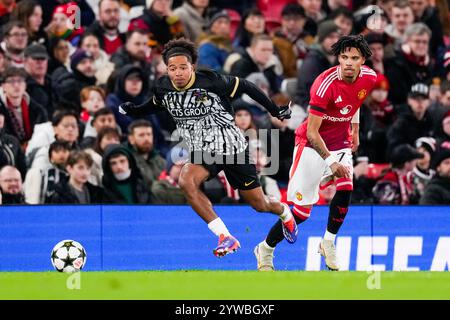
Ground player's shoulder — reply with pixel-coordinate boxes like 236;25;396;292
359;65;378;81
196;68;223;81
316;66;340;82
311;66;340;98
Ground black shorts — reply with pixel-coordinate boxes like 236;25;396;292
189;148;261;190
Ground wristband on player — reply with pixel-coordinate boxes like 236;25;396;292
324;155;337;167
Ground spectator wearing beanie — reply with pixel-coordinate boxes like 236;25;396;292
419;146;450;204
173;0;209;43
38;0;95;33
197;9;232;72
271;3;308;78
127;0;185;54
151;145;188;204
294;20;340;111
46;2;85;47
51;48;97;112
24;43;54;120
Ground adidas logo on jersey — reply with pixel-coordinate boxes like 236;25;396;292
335;96;343;103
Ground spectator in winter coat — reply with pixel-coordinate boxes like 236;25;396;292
101;143;153;204
197;9;232;72
24;140;70;204
151;145;188;204
24;43;54;120
271;3;308;78
86;0;125;55
51;49;97;112
0;66;47;144
229;34;284;96
0;110;26;179
408;0;444;56
49;150;104;204
386;83;434;157
1;20;28;68
174;0;209;43
110;29;154;84
384;23;433;105
420;146;450;204
124;119;166;187
372;144;423;204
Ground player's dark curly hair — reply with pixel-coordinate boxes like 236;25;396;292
331;34;372;59
162;38;198;65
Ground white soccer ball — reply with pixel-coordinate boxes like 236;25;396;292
51;240;87;273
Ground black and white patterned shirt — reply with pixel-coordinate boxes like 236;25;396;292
128;69;280;156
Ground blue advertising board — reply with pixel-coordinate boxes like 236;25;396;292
0;205;448;271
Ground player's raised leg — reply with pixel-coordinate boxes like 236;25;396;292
178;163;240;257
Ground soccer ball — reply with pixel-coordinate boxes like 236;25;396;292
51;240;87;273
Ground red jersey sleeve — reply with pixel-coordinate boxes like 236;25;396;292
308;72;333;117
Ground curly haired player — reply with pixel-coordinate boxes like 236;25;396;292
119;38;298;257
255;35;377;271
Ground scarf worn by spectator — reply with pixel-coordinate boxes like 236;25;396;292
6;97;31;142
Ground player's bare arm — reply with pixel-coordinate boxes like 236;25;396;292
351;122;360;153
306;112;350;178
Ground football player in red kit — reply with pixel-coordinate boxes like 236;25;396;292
255;35;377;271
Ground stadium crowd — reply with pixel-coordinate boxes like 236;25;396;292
0;0;449;206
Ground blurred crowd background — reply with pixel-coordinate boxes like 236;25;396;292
0;0;449;206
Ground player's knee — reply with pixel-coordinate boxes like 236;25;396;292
178;174;196;193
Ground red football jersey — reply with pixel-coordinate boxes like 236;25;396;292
295;65;377;150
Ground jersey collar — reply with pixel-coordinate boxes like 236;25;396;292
171;72;196;91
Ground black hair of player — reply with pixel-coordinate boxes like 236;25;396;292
331;34;372;59
162;38;198;65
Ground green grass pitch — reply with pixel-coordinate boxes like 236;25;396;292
0;271;448;300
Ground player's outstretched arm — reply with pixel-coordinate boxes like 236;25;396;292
234;78;291;120
307;112;350;178
118;95;162;117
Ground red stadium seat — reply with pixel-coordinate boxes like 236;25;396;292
257;0;294;23
226;9;241;39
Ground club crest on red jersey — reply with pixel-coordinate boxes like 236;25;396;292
357;89;367;100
